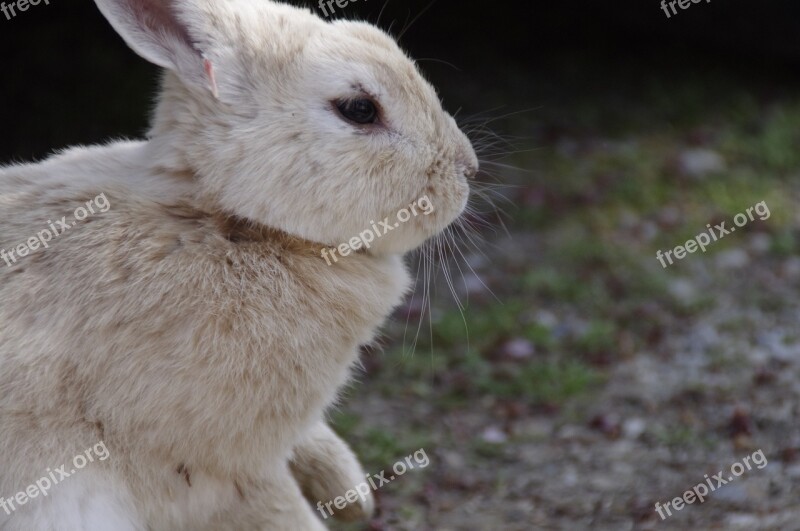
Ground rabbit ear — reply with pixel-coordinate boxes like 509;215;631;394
94;0;219;97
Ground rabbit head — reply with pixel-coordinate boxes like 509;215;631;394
95;0;478;255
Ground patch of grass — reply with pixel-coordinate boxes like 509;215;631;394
479;360;602;404
430;300;530;350
523;267;589;304
722;101;800;173
770;229;800;257
472;439;509;459
330;410;362;439
573;320;617;360
330;411;433;471
653;425;700;448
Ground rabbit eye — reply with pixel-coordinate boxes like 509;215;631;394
335;98;379;125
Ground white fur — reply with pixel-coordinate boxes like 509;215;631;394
0;1;476;529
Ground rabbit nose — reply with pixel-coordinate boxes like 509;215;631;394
457;151;479;179
462;162;478;179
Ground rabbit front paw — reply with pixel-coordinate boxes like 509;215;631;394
290;422;375;522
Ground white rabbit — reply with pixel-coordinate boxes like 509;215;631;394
0;0;477;529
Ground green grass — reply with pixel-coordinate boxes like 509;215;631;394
477;360;601;403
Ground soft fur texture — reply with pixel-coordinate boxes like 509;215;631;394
0;1;476;529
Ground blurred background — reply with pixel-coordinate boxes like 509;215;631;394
2;1;800;529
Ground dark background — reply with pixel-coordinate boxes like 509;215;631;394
1;0;798;163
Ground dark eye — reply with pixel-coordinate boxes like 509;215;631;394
335;98;379;125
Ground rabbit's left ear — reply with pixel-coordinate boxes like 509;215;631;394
94;0;221;98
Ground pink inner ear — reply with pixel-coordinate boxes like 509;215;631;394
98;0;218;96
204;59;219;99
127;0;193;46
